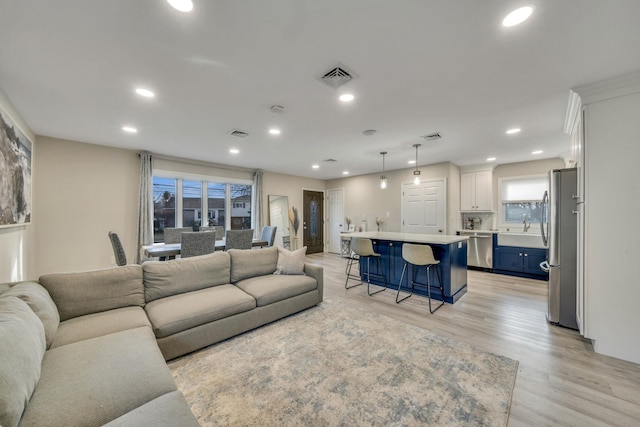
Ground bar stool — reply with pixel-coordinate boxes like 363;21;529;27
345;238;387;296
396;243;445;313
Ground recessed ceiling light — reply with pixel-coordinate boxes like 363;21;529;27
506;128;521;134
268;128;281;135
339;94;354;102
487;157;497;162
408;160;416;165
122;126;138;133
342;171;350;175
502;6;533;27
135;88;155;98
167;0;193;12
229;148;239;154
532;150;543;155
312;164;319;169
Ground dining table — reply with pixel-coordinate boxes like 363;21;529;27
143;238;269;260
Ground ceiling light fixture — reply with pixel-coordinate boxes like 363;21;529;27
502;6;533;27
408;160;416;165
413;143;422;185
342;171;349;175
487;157;497;162
268;128;281;135
312;164;319;169
229;148;239;154
506;128;521;134
339;94;354;102
135;88;155;98
167;0;193;12
122;126;137;133
379;151;388;189
532;150;543;155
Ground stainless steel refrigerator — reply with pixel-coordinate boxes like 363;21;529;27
540;168;578;330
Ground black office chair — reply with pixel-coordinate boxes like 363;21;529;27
108;231;127;266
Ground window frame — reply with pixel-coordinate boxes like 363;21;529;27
497;174;548;231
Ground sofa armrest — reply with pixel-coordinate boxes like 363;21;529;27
303;263;323;302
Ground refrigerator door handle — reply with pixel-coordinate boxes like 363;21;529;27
541;190;549;246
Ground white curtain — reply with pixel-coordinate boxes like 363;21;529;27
252;170;263;238
136;152;153;262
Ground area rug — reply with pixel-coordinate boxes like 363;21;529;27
168;300;518;426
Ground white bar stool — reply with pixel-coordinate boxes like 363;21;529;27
396;243;445;313
345;238;387;296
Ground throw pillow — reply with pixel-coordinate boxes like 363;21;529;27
274;246;307;275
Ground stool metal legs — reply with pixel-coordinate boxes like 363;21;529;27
345;255;387;296
395;262;445;313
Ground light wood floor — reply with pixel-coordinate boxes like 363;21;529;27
305;252;640;427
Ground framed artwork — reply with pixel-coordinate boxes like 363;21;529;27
0;106;32;227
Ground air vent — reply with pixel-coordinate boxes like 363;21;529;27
229;130;250;138
324;158;338;163
270;105;286;114
421;132;442;141
319;65;353;88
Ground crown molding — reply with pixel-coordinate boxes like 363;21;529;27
573;70;640;105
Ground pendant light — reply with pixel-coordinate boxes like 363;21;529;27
413;143;422;185
379;151;388;189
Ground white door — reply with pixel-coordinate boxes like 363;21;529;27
327;188;344;254
402;178;446;234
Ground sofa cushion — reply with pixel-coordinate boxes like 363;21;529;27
18;327;177;427
50;306;151;348
0;297;46;427
1;281;59;348
235;274;318;306
101;391;200;427
143;251;231;303
275;246;307;275
39;265;144;321
145;284;256;338
229;246;278;283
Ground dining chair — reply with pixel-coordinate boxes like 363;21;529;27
164;227;192;244
180;231;216;258
199;226;214;232
108;231;127;266
224;229;254;250
260;226;277;247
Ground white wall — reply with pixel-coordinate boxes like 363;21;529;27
0;89;37;282
34;137;140;276
582;87;640;363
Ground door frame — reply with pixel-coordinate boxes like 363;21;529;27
302;187;326;253
400;177;447;234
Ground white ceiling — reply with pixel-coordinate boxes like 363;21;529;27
1;0;639;180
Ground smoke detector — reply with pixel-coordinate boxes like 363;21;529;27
229;129;250;138
270;105;286;114
362;129;377;136
421;132;442;141
319;64;354;88
324;158;338;163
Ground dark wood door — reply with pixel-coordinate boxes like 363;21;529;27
303;190;324;254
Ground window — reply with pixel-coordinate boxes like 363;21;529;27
500;175;548;226
153;176;253;242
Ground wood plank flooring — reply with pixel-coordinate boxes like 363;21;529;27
305;252;640;427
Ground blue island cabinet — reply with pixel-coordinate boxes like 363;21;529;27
349;232;468;304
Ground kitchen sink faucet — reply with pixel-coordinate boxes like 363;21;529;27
522;213;531;232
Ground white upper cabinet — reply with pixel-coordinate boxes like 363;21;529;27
460;170;493;211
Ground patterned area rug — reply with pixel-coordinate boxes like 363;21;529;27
168;300;518;426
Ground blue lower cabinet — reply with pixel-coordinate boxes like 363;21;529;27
359;239;468;304
494;245;548;280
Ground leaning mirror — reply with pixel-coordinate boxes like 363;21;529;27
268;195;290;249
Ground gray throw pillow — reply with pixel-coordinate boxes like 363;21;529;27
274;246;307;275
1;281;60;349
0;297;46;427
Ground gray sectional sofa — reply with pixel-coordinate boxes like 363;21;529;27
0;246;323;427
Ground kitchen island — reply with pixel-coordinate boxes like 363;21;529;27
341;232;469;304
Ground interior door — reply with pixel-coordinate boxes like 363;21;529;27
402;178;445;234
327;188;344;254
303;190;324;254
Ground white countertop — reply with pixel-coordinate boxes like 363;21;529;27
340;231;468;244
457;229;500;234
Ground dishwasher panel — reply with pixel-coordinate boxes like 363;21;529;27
460;232;493;269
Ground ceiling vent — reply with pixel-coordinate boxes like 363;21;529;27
421;132;442;141
270;105;286;114
324;158;338;163
319;65;354;88
229;130;250;138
